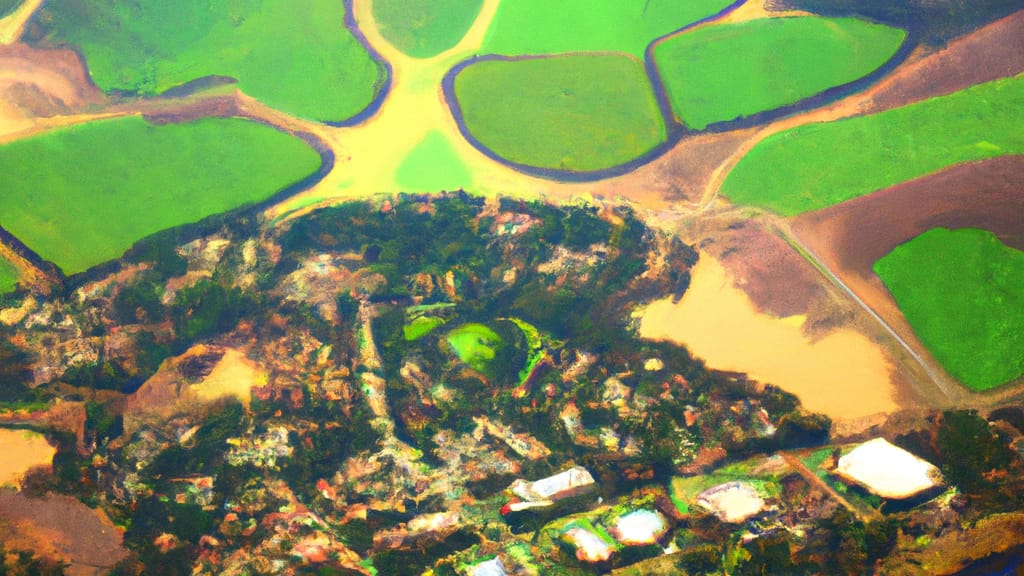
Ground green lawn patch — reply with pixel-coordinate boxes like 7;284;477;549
874;228;1024;391
653;17;905;129
0;257;18;293
36;0;385;122
373;0;483;58
453;54;666;172
481;0;735;56
395;131;472;193
0;117;321;275
444;323;504;373
721;74;1024;215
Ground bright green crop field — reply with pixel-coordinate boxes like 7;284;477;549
373;0;483;58
0;258;18;294
480;0;734;56
445;323;504;373
453;54;666;172
653;17;905;129
37;0;384;122
721;74;1024;215
875;228;1024;391
0;117;321;275
396;131;472;193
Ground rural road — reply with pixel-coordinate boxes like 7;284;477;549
772;220;963;404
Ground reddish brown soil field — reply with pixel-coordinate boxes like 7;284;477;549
0;490;128;574
790;156;1024;382
867;10;1024;112
0;44;104;115
792;156;1024;276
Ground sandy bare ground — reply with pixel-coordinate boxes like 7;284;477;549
124;345;266;436
0;490;129;575
789;157;1024;398
0;428;54;488
639;254;899;420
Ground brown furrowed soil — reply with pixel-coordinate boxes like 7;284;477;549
867;10;1024;112
789;156;1024;399
791;156;1024;274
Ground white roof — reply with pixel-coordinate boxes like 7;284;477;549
468;557;507;576
562;526;615;563
696;481;765;524
611;509;669;545
834;437;944;499
511;466;595;502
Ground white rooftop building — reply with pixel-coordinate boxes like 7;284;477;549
833;437;944;500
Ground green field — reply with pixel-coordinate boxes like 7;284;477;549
0;117;321;274
721;74;1024;215
480;0;734;56
453;54;666;172
396;131;472;192
653;17;905;129
37;0;384;122
373;0;483;58
874;228;1024;391
0;258;18;293
445;323;504;373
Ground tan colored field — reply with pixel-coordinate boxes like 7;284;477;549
190;347;268;405
639;255;898;420
0;427;54;488
0;490;129;575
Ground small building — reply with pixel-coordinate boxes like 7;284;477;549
559;520;619;563
696;481;766;524
465;557;508;576
504;466;597;512
832;437;944;500
609;509;670;546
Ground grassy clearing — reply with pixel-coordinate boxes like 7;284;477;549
454;54;666;172
653;17;905;129
874;228;1024;391
481;0;734;56
0;117;321;275
372;0;483;58
395;131;472;192
0;258;17;293
445;323;504;373
721;74;1024;215
37;0;384;122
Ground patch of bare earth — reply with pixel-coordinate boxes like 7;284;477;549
866;10;1024;112
680;212;831;320
123;344;265;436
0;490;129;576
590;129;754;208
0;43;103;119
790;156;1024;400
